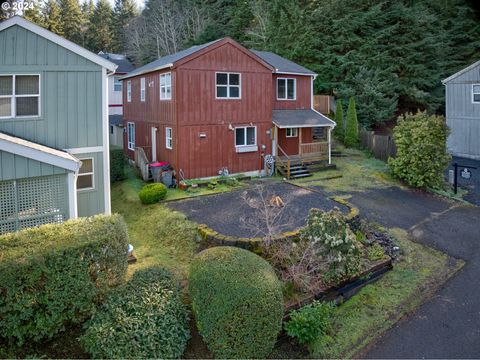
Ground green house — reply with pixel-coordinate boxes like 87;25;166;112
0;16;117;234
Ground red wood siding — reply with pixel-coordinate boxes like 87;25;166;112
175;43;273;178
278;127;314;156
273;74;312;110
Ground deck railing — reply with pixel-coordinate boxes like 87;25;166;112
300;141;328;156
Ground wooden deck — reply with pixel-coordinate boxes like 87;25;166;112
275;142;330;179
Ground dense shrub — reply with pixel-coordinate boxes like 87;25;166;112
344;97;359;147
0;215;128;345
333;98;344;141
388;111;450;188
110;146;126;182
284;301;334;348
138;182;167;204
81;267;190;359
189;247;284;359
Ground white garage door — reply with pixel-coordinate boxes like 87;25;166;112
0;174;68;235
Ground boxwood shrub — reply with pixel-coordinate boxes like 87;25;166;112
138;183;167;204
110;146;126;182
0;214;128;345
81;267;190;359
189;247;284;359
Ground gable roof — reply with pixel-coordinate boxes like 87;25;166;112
98;52;135;74
251;50;316;76
0;16;117;73
0;132;81;172
442;59;480;84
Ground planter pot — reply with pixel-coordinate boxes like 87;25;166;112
179;181;188;191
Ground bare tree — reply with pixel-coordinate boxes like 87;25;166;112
245;0;269;48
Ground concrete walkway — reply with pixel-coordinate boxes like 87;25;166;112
345;187;480;359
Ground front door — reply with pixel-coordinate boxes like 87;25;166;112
151;127;157;162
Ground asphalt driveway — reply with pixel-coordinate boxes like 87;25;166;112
168;180;347;238
343;187;480;359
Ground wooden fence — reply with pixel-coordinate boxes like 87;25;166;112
313;95;335;114
359;129;396;161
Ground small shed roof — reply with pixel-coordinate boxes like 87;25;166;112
442;59;480;84
0;132;81;172
109;114;123;126
272;109;335;128
251;50;316;76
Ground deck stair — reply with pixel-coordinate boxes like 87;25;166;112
285;164;311;179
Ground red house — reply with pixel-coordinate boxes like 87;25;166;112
122;38;335;180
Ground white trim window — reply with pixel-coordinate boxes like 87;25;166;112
77;158;94;190
277;78;296;100
113;76;122;92
0;74;40;118
127;80;132;102
160;73;172;100
286;128;298;137
216;72;241;99
473;84;480;103
127;122;135;150
235;126;256;147
166;127;173;149
140;77;146;102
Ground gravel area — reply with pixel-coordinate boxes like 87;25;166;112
168;180;348;238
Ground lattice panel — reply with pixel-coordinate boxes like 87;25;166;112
0;175;68;235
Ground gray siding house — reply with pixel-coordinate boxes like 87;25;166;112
443;60;480;160
0;16;116;234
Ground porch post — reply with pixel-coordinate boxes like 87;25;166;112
298;127;302;156
328;127;332;164
273;125;278;157
67;171;78;219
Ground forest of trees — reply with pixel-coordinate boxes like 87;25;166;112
2;0;480;128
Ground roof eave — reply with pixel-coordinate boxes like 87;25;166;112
275;70;317;77
119;63;173;80
442;59;480;84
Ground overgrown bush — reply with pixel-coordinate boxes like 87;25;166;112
225;176;240;187
0;215;128;345
110;146;126;182
81;267;190;359
388;111;450;189
284;301;334;348
138;182;167;204
189;247;284;359
333;98;344;141
344;97;359;147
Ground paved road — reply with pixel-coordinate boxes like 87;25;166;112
346;187;480;359
446;156;480;206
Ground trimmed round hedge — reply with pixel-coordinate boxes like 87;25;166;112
81;267;190;359
138;183;167;204
189;247;284;359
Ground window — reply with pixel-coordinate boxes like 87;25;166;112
127;122;135;150
140;78;146;102
166;127;172;149
216;72;240;99
160;73;172;100
114;77;122;92
77;158;94;190
110;125;114;134
286;128;298;137
277;78;296;100
235;126;256;147
127;80;131;102
473;84;480;103
0;74;40;118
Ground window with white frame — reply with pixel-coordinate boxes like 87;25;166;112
127;80;132;102
114;77;122;92
0;75;40;118
77;158;94;190
235;126;256;147
473;84;480;103
160;73;172;100
277;78;296;100
216;73;240;99
140;78;146;102
127;122;135;150
166;127;173;149
286;128;298;137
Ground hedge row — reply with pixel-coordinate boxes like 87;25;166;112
81;267;190;359
110;146;126;182
0;215;128;345
189;247;284;358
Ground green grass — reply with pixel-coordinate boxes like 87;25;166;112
310;228;464;358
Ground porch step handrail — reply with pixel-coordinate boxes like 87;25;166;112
275;145;291;178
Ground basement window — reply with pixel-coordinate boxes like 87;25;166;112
0;74;40;118
473;84;480;103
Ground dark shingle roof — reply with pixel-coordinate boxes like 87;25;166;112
98;52;135;73
109;114;123;126
251;50;316;76
121;39;223;79
272;109;335;128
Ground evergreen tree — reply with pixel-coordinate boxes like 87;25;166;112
113;0;138;53
344;97;359;148
333;99;344;142
43;0;63;36
59;0;83;44
86;0;115;52
24;0;45;26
